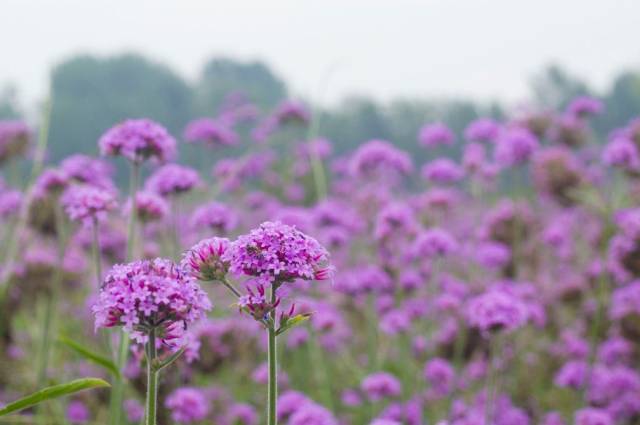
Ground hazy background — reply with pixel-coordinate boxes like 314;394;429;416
1;0;640;164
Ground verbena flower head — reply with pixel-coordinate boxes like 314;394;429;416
412;228;458;259
61;185;117;225
495;127;539;166
98;118;176;163
125;191;169;223
165;387;210;423
145;163;201;196
191;201;238;235
181;237;231;281
574;408;613;425
567;96;603;118
421;158;465;185
60;154;114;189
466;287;528;333
274;100;311;125
349;140;413;180
0;189;22;219
602;136;640;172
183;118;239;147
361;372;402;401
92;258;212;345
464;118;500;143
223;221;332;286
0;120;31;163
33;168;69;200
418;123;454;148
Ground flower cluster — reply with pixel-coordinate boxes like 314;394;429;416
61;185;118;224
145;163;201;196
181;237;230;282
92;258;212;345
98;118;176;163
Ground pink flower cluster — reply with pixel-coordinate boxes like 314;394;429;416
98;118;176;163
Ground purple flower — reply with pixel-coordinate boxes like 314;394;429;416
226;403;258;425
418;123;454;148
464;118;500;143
98;118;176;163
0;189;22;218
374;202;417;240
288;401;338;425
602;136;640;171
181;237;231;281
60;154;114;189
494;127;539;166
574;408;613;425
124;399;144;423
421;158;465;184
274;100;311;125
0;120;31;163
223;221;332;286
475;241;511;269
466;287;528;333
567;96;603;118
33;168;69;200
424;358;455;397
125;190;169;222
61;185;117;224
610;281;640;321
145;163;201;196
92;258;212;345
361;372;402;401
66;400;90;424
349;140;413;180
165;387;210;423
554;360;588;389
191;201;238;235
183;118;239;147
412;228;458;259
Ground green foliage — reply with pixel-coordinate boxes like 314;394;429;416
58;335;120;378
0;378;110;416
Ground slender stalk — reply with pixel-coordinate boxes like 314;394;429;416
484;334;501;425
145;328;159;425
92;217;102;287
267;286;278;425
109;161;141;425
221;277;243;298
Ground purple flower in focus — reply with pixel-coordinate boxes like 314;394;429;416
92;258;212;345
98;118;176;163
181;237;231;281
223;221;332;286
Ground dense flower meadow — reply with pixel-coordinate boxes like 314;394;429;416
1;94;640;425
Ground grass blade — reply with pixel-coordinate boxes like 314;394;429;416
58;335;120;378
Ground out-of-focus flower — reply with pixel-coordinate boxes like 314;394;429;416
226;403;258;425
0;120;31;163
165;387;210;423
421;158;465;184
145;163;201;196
66;400;90;424
495;127;539;166
574;408;613;425
125;190;169;223
361;372;402;401
98;118;176;163
191;201;238;235
412;228;458;259
424;358;455;398
61;185;117;225
223;221;332;286
60;154;114;189
531;147;584;206
0;189;22;218
602;136;640;172
92;258;211;345
349;140;413;180
124;399;144;423
567;96;603;118
464;118;500;143
183;118;239;147
418;123;454;148
466;287;528;333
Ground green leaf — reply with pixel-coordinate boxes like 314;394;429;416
276;313;311;336
152;346;186;372
0;378;110;417
58;335;120;378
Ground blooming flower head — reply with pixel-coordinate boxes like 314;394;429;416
0;120;31;163
495;127;539;166
183;117;239;147
66;400;90;424
418;123;454;148
466;287;528;333
464;118;500;143
574;408;613;425
125;191;169;223
98;118;176;163
361;372;402;401
92;258;212;345
33;168;69;200
223;221;332;286
145;163;201;196
602;136;640;172
349;140;413;181
191;201;238;235
421;158;465;185
181;237;231;281
531;147;584;206
61;185;117;225
165;387;210;423
567;96;603;118
60;154;114;189
274;100;311;125
412;228;458;259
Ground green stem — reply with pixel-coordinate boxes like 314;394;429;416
484;335;501;425
109;161;141;425
221;277;242;298
92;218;102;287
145;329;159;425
267;286;278;425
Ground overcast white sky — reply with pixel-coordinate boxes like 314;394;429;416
1;0;640;108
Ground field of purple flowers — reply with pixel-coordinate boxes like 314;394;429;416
0;95;639;425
